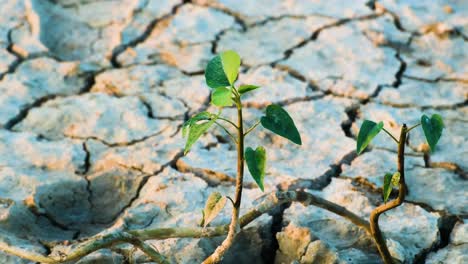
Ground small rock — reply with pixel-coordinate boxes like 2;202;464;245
117;4;236;72
376;78;467;107
275;224;314;262
301;240;339;264
237;65;322;107
91;65;209;114
0;57;84;127
14;93;174;145
426;220;468;263
87;166;147;224
118;168;272;263
87;130;216;175
378;0;468;33
0;49;16;75
342;148;424;187
452;220;468;245
26;0;138;69
356;15;411;48
121;0;181;45
279;21;401;100
118;43;214;73
0;130;90;227
406;167;467;215
218;16;335;66
0;230;51;264
194;0;373;25
161;75;211;113
91;64;184;96
403;33;467;80
280;178;440;262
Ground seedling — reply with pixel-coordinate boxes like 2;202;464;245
182;50;301;263
4;51;443;264
356;114;444;264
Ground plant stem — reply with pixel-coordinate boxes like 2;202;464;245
370;124;408;264
244;120;261;136
214;121;237;143
217;117;239;129
382;127;399;144
202;96;245;264
130;191;371;240
0;191;370;264
121;233;169;264
406;123;421;133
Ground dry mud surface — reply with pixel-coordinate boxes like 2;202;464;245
0;0;466;263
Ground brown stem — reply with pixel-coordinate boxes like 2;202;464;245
369;124;408;264
202;98;245;264
0;190;369;263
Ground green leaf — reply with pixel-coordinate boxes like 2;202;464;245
184;115;218;154
238;84;260;95
205;50;240;88
182;111;212;137
383;172;400;203
220;50;241;85
421;114;444;152
245;146;266;191
356;120;384;155
391;172;400;186
211;87;233;107
260;104;302;145
203;192;227;227
383;173;393;203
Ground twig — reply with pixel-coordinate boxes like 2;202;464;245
0;191;369;263
217;117;239;129
382;127;399;144
60;232;168;264
214;121;237;143
0;239;55;263
244;120;261;136
406;123;420;133
0;232;168;264
123;233;169;264
369;124;408;264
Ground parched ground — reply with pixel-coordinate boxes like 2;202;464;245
0;0;467;263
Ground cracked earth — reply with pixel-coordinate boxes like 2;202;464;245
0;0;466;263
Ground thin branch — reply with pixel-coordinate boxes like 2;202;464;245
217;117;238;129
130;191;370;240
123;233;169;264
214;121;237;143
231;86;240;98
226;196;235;206
406;123;421;133
0;191;370;263
382;128;399;144
0;240;55;263
61;232;168;264
0;232;168;264
370;124;408;264
244;120;261;136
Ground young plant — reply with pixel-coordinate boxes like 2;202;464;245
356;114;444;264
4;51;415;264
182;50;302;263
